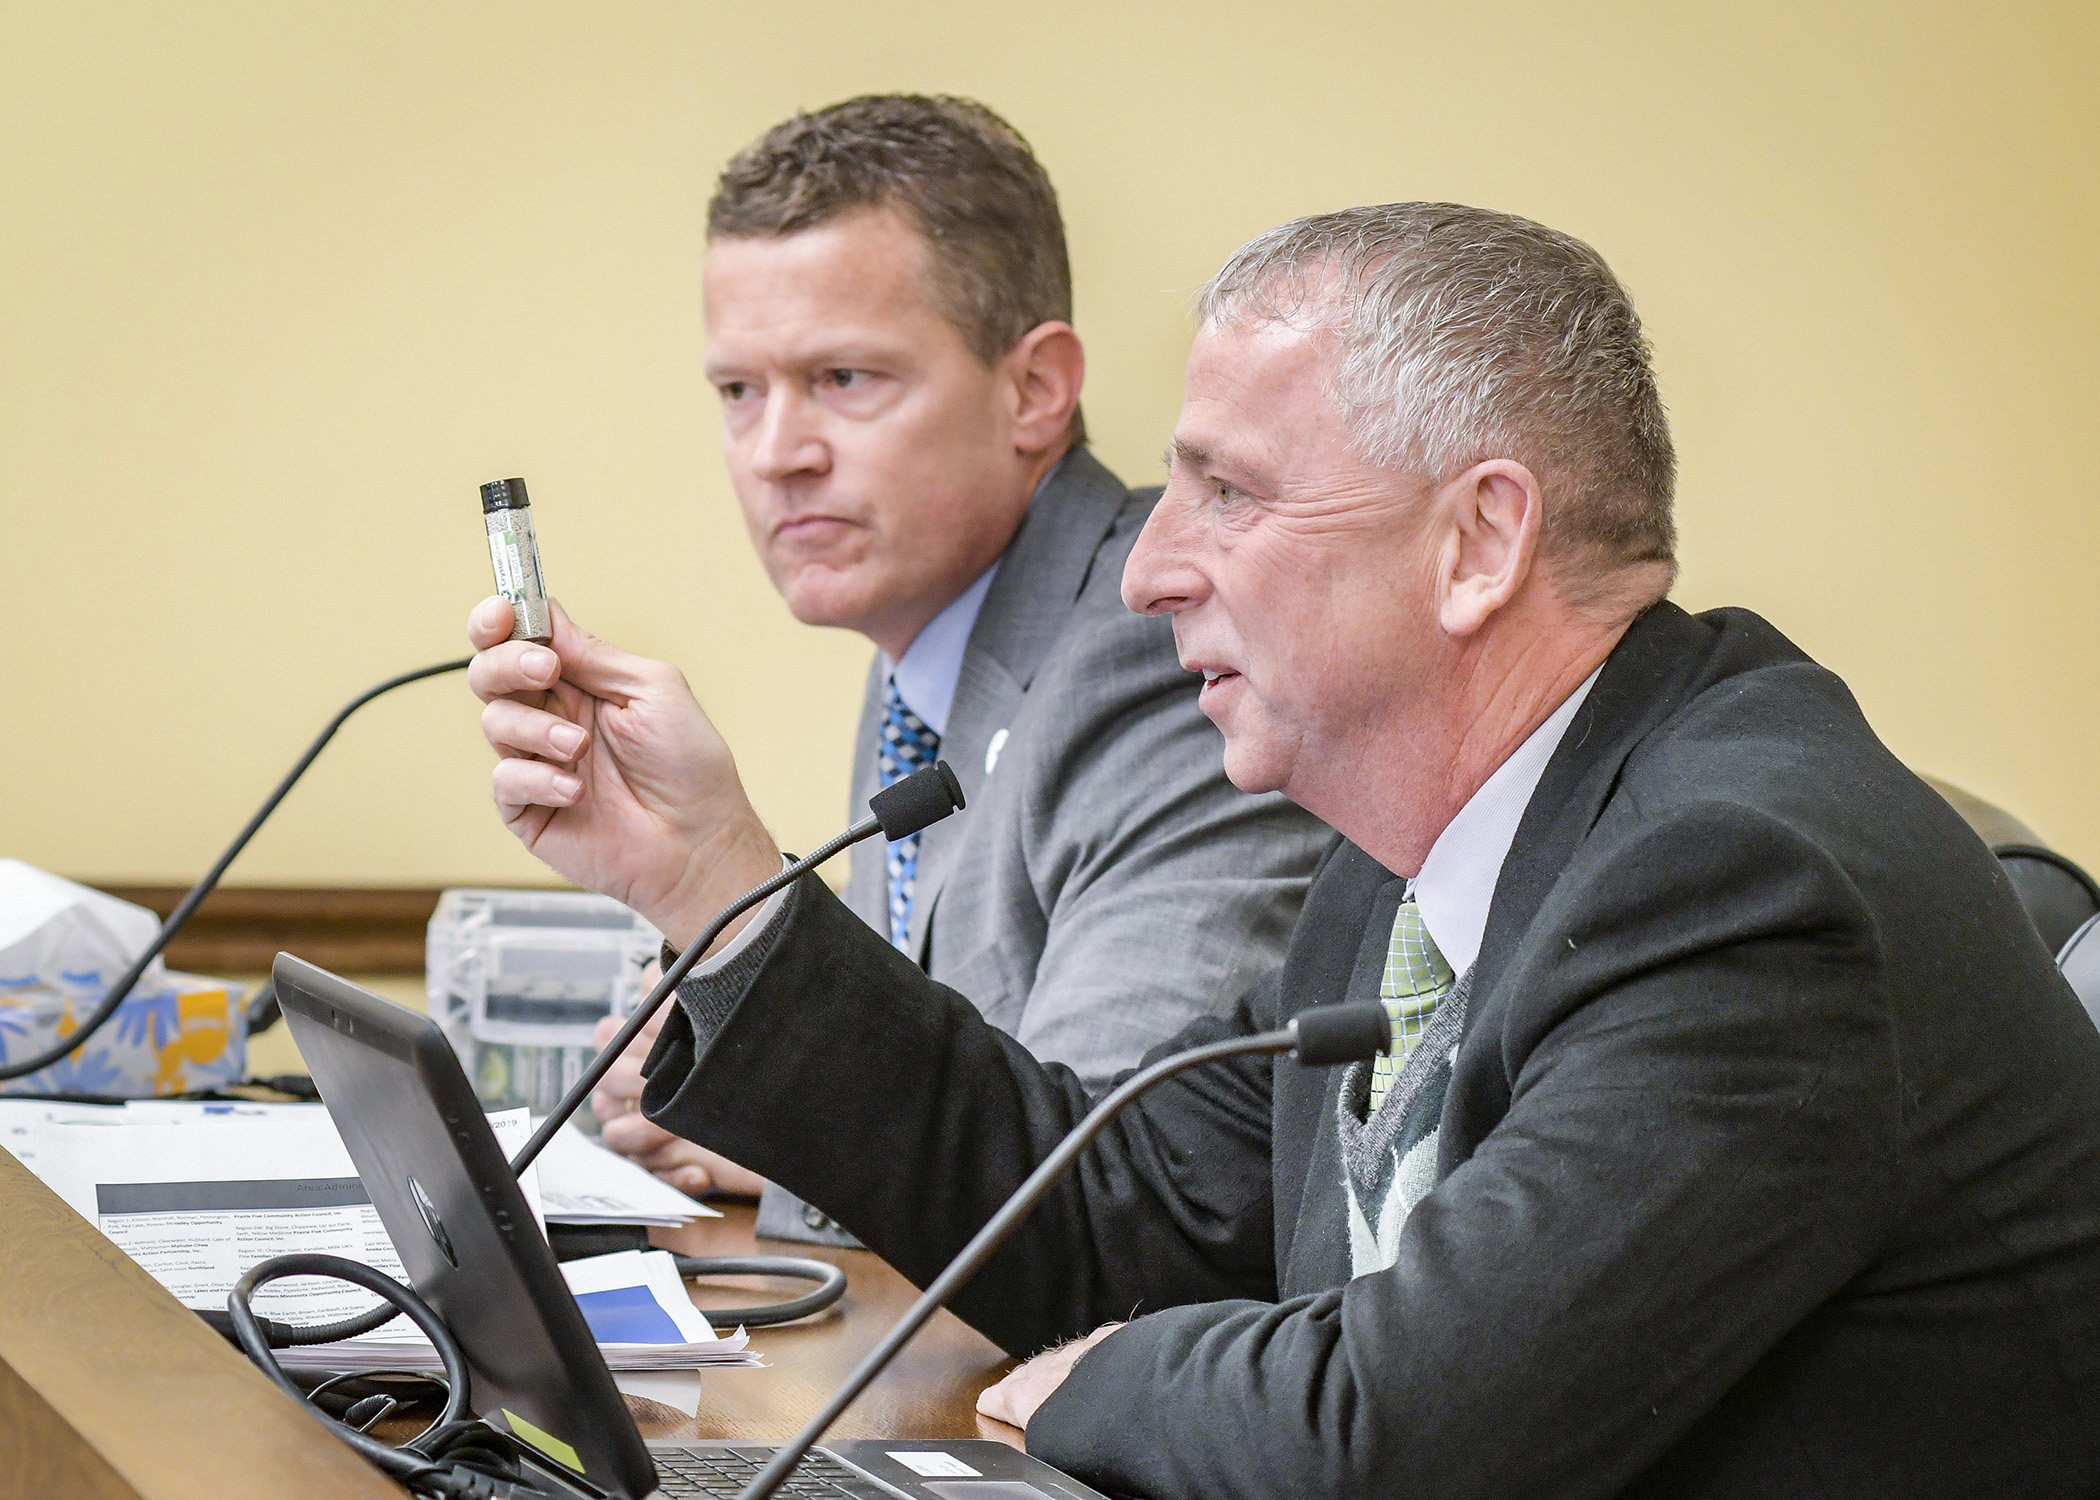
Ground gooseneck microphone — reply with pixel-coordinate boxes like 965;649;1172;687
0;658;473;1084
219;757;964;1356
735;998;1393;1500
507;760;967;1176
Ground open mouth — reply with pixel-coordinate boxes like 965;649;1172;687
1199;668;1240;692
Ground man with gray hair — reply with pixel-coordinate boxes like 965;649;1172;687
617;203;2099;1495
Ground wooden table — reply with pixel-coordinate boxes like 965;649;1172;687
0;1147;1020;1500
0;1147;402;1500
639;1203;1023;1448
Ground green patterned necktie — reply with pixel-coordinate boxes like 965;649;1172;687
1368;898;1455;1115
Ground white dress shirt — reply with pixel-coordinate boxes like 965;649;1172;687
1410;666;1601;974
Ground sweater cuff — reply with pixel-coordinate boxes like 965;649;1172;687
668;863;796;1046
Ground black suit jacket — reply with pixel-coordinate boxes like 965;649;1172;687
644;603;2100;1498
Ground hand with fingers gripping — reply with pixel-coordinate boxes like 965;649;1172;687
467;595;783;951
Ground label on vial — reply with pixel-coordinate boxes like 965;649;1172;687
489;531;523;600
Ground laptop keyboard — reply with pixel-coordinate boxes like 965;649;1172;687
651;1445;895;1499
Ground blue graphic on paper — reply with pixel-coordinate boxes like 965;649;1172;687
0;1006;32;1063
574;1285;684;1345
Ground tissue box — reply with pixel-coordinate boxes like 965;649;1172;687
0;860;248;1097
0;969;247;1097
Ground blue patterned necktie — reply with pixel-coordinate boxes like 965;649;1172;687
877;674;942;951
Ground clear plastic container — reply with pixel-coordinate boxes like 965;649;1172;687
426;888;661;1127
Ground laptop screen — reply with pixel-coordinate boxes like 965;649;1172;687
274;953;656;1499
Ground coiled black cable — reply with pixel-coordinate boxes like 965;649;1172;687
228;1253;538;1499
204;1248;848;1352
0;659;470;1083
668;1253;846;1326
224;1251;842;1496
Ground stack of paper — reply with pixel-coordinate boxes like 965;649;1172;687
0;1101;720;1329
13;1101;543;1329
268;1250;759;1375
260;1247;763;1416
0;1098;758;1415
561;1249;759;1369
0;1100;717;1228
532;1121;718;1228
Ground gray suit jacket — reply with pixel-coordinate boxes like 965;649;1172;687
755;449;1333;1242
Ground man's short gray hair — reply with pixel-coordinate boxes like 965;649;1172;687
1199;203;1677;608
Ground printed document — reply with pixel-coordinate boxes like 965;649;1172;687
26;1103;539;1328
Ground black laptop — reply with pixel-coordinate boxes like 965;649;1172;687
274;953;1108;1500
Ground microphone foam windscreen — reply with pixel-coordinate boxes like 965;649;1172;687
1290;1001;1393;1067
869;761;966;842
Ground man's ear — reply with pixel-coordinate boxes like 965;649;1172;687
1436;460;1542;638
1004;321;1085;456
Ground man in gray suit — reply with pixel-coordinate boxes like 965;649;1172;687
468;95;1329;1241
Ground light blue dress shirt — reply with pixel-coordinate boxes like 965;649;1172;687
882;561;997;736
693;458;1063;977
879;453;1065;733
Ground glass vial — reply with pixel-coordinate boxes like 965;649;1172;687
481;477;553;645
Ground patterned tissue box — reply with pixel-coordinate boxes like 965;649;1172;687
0;969;247;1097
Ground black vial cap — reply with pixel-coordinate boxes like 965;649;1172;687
481;477;531;513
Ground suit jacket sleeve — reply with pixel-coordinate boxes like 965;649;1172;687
996;604;1327;1090
640;871;1289;1356
1026;800;1908;1500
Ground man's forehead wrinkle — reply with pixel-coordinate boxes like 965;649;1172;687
1200;292;1360;442
1176;329;1364;505
1172;410;1294;490
706;220;946;341
719;330;906;363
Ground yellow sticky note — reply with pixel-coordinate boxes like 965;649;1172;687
502;1409;584;1473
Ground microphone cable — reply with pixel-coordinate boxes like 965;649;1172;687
228;1252;545;1500
0;658;471;1083
198;1249;849;1350
188;690;923;1355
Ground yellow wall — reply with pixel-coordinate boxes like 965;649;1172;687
5;0;2096;886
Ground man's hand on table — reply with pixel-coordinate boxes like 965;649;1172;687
591;985;767;1199
468;595;780;949
974;1324;1122;1431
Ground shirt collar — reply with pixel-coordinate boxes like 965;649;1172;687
879;454;1068;738
1410;666;1601;978
884;561;998;737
